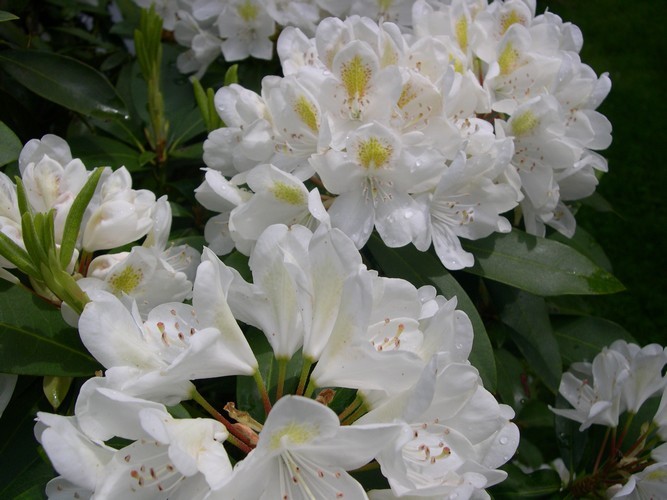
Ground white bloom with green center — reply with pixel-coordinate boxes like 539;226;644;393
212;395;401;499
217;0;275;61
312;121;428;249
228;164;326;255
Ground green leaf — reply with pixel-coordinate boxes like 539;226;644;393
0;379;54;499
553;316;637;365
0;120;22;166
492;287;562;393
224;64;239;86
59;167;103;268
461;229;624;296
0;232;39;278
549;226;612;272
366;235;496;391
0;49;127;119
490;464;562;498
42;375;73;410
494;348;527;411
0;11;19;22
0;281;100;376
68;135;147;171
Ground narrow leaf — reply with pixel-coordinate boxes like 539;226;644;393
367;235;496;391
0;281;100;376
224;64;239;86
0;232;39;278
59;167;103;268
461;229;624;296
0;120;21;166
0;49;127;119
0;11;19;22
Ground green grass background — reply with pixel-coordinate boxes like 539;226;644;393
538;0;667;345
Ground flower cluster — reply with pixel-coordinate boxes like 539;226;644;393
36;221;518;499
551;340;667;498
0;135;198;315
195;0;611;270
141;0;425;78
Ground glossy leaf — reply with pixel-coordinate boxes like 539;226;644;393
0;281;99;376
492;286;562;393
0;49;127;119
367;235;496;391
461;229;624;296
553;316;637;365
549;226;612;272
0;120;21;166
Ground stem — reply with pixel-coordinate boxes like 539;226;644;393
616;412;635;451
341;401;368;426
77;250;93;276
594;427;611;473
303;377;317;399
338;394;362;422
253;370;272;416
192;390;253;454
296;357;313;396
275;357;288;401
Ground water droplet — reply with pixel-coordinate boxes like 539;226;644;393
448;494;458;500
455;343;463;350
403;210;413;219
499;436;509;445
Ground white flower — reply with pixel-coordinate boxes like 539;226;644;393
217;0;275;61
77;286;256;404
82;166;156;252
609;340;667;413
610;462;667;499
212;395;401;499
551;347;630;430
359;354;519;498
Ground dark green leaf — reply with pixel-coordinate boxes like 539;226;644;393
0;378;54;499
494;348;527;411
554;394;589;471
461;229;624;296
68;135;146;171
490;464;562;498
553;316;637;365
366;235;496;391
549;226;612;272
515;437;545;469
492;287;561;393
0;120;21;166
0;281;100;376
517;399;555;428
0;49;127;119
